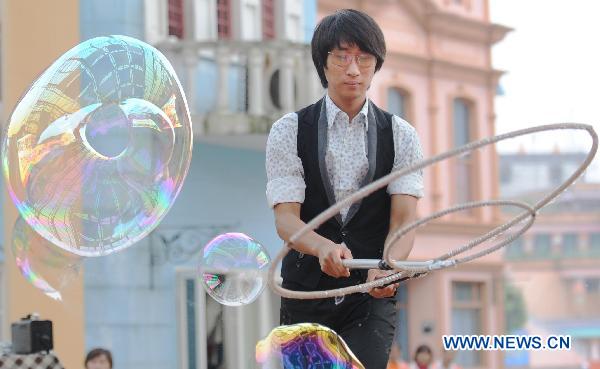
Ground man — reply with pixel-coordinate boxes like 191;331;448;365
265;9;424;368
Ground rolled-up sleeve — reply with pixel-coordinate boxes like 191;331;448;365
265;113;306;207
387;116;425;198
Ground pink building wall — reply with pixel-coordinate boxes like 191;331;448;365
317;1;511;368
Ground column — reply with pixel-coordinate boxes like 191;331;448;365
258;289;273;338
216;45;230;113
304;48;323;103
182;49;198;116
235;306;248;369
247;47;265;116
279;49;295;112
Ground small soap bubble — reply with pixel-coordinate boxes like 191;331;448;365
199;233;270;306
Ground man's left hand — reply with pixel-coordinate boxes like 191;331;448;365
366;269;399;298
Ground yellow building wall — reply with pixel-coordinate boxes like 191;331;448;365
2;1;85;369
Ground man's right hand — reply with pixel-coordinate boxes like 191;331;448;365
317;241;353;278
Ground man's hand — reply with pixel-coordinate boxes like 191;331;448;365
317;241;353;278
367;269;399;298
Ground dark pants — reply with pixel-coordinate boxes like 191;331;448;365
280;281;397;369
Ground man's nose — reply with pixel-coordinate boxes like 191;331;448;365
346;58;360;76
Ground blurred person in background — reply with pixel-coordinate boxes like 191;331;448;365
84;348;113;369
409;345;434;369
387;341;410;369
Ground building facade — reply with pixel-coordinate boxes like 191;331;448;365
502;158;600;369
500;151;589;198
1;1;514;369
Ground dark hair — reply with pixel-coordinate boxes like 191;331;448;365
414;344;433;361
85;348;113;368
311;9;386;88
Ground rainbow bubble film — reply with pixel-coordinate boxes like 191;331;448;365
11;217;82;301
256;323;365;369
2;35;192;256
199;232;270;306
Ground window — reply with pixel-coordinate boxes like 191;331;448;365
450;0;472;9
586;278;600;294
452;281;484;367
280;0;303;42
241;0;261;40
549;165;563;185
387;88;408;120
500;164;512;184
562;233;579;257
217;0;232;39
533;234;552;258
205;293;225;368
288;14;301;41
394;284;409;361
144;0;169;44
185;279;198;369
177;272;225;369
453;98;474;206
445;0;470;8
589;233;600;256
168;0;185;39
262;0;275;39
506;238;524;259
268;69;297;110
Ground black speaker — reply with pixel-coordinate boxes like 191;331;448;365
11;315;53;354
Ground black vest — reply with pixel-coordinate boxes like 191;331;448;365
280;97;395;290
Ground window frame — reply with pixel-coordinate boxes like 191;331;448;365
533;233;552;259
446;276;490;369
168;0;185;39
144;0;169;44
561;233;579;258
262;0;275;39
449;96;480;218
394;283;410;361
386;86;413;122
217;0;232;40
176;268;208;369
589;233;600;256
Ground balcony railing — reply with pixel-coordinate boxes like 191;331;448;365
156;38;323;136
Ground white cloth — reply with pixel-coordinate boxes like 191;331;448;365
266;94;424;220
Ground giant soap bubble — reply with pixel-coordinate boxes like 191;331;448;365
2;35;193;256
256;323;364;369
11;217;82;301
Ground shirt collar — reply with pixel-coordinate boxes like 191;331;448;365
325;93;370;131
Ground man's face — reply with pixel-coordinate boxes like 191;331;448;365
86;355;111;369
324;42;376;101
